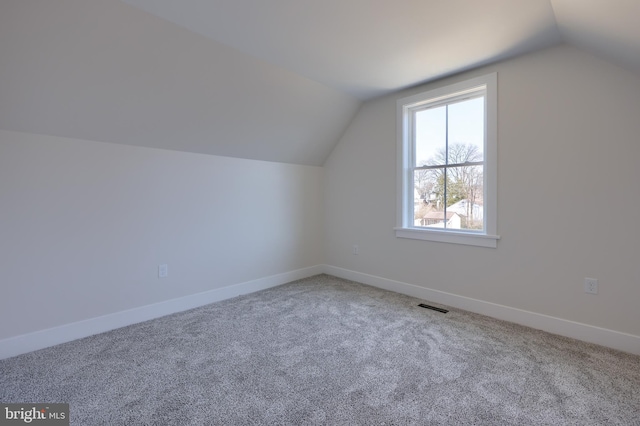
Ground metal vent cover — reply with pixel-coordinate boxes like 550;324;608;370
418;303;448;314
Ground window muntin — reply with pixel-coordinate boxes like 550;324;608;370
396;73;498;248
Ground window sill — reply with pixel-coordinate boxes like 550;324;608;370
394;227;500;248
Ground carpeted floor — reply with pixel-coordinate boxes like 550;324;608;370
1;274;639;425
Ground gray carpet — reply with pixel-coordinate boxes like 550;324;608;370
1;274;639;425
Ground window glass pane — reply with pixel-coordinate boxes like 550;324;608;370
415;106;446;167
413;168;441;227
446;165;484;231
448;96;484;162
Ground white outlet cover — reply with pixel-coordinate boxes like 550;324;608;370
159;264;168;278
584;277;598;294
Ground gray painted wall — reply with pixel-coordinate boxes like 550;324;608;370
324;44;640;337
1;43;639;352
0;130;324;340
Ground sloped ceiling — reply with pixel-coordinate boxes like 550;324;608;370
551;0;640;72
0;0;359;166
122;0;562;100
0;1;638;166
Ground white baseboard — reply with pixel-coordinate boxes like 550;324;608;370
323;265;640;356
3;264;638;359
0;265;323;360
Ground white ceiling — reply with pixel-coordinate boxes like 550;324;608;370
552;0;640;72
1;0;638;165
123;0;562;100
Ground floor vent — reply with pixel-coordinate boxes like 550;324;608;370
418;303;448;314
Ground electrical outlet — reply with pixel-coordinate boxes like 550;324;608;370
584;277;598;294
352;245;359;255
159;264;168;278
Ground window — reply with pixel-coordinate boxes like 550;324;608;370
395;73;499;248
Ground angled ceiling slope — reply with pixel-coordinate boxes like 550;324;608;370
1;1;638;165
551;0;640;73
123;0;563;100
0;0;359;166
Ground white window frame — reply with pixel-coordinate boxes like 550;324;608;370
395;73;499;248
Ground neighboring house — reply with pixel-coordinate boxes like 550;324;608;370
418;211;461;229
448;199;483;221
